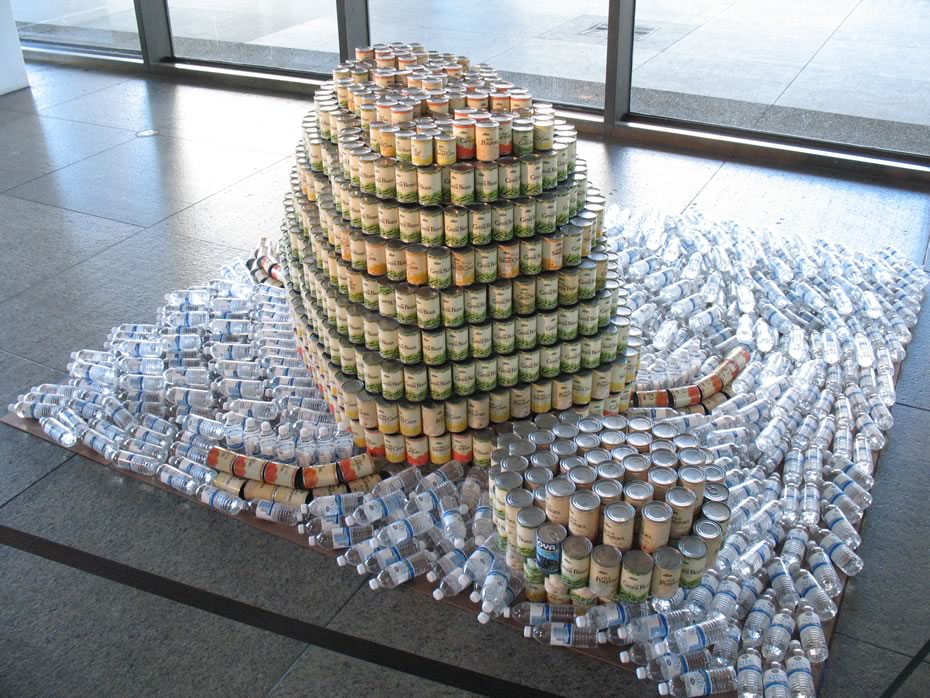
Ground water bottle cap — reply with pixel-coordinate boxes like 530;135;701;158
307;538;316;547
575;616;586;628
481;601;493;614
477;612;490;624
474;535;486;546
335;555;346;566
426;571;437;582
297;524;306;535
523;626;532;638
356;564;367;575
432;589;444;601
458;504;469;515
596;631;606;644
344;516;355;526
619;651;631;663
368;579;379;590
457;574;470;587
635;668;647;680
454;538;466;549
657;682;670;695
469;590;481;604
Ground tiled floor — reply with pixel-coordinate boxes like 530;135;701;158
11;0;930;152
1;61;929;696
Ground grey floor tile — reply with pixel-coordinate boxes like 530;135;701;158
0;455;366;627
269;646;478;697
144;157;292;252
326;585;653;698
688;162;930;263
834;405;930;657
899;662;930;696
0;194;141;301
631;87;770;129
0;349;68;405
0;229;244;368
819;632;911;698
0;424;74;508
0;64;133;114
0;547;306;697
0;113;137;192
895;301;930;412
0;108;24;126
4;134;282;227
577;139;723;214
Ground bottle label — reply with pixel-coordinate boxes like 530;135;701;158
677;625;708;653
682;670;711;697
254;500;277;522
642;613;671;642
737;652;763;675
549;622;574;647
786;655;812;677
528;604;549;625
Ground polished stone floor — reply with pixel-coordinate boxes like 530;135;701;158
1;60;929;697
11;0;930;153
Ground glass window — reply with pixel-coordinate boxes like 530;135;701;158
631;0;930;156
369;0;609;109
167;1;339;75
13;0;141;52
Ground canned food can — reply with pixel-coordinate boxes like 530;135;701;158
617;549;653;603
446;325;470;361
692;519;723;569
677;536;708;589
544;478;576;525
449;163;475;206
650;546;683;599
639;500;673;554
416;287;441;329
589;544;622;600
568;490;602;541
404;363;428;402
426;247;452;289
666;486;697;540
560;535;593;590
516;505;547;558
535;521;567;574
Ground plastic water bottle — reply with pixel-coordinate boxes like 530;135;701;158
742;590;776;648
312;525;375;549
242;418;261;455
439;496;468;548
785;641;815;698
793;569;837;621
795;602;828;664
458;467;487;513
506;602;576;625
258;421;277;457
654;616;730;656
198;486;246;515
370;465;422;497
762;662;789;698
458;538;499;587
157;464;198;495
253;500;302;526
817;529;864;575
580;599;652;631
432;566;471;600
607;608;694;644
736;648;764;698
274;424;296;463
39;416;78;447
471;492;495;544
404;480;460;514
526;622;599;648
369;549;434;590
708;575;742;620
375;511;435;547
303;492;364;518
712;621;742;667
658;667;737;697
804;543;842;598
761;608;795;662
637;650;715;681
766;558;800;611
346;491;407;526
426;542;475;582
686;570;721;619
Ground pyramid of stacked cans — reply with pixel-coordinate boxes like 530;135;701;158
278;42;634;472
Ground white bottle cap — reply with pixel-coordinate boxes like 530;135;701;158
596;631;607;644
335;555;346;566
523;626;532;638
477;612;490;624
344;515;355;526
432;589;444;601
458;504;469;514
261;421;271;430
473;534;486;546
307;537;316;547
426;571;438;582
368;578;379;590
502;607;511;618
297;524;306;535
619;651;631;663
458;574;470;587
300;428;312;438
454;538;466;549
575;616;587;628
469;590;481;604
635;667;648;680
481;601;493;614
658;683;670;696
356;564;366;575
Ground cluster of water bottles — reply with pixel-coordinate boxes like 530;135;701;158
8;260;352;520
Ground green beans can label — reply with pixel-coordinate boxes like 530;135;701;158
419;207;444;246
428;363;453;400
450;165;475;205
398;327;422;364
520;238;542;275
520;156;544;196
555;187;572;226
378;202;399;239
443;206;469;248
518;348;541;384
515;314;538;350
536;273;559;310
361;198;380;235
558;268;579;305
375;159;396;199
497;353;519;387
560;341;581;374
475;163;499;202
469;205;493;246
581;336;602;369
514;199;536;237
394;286;417;325
465;286;487;323
395;165;418;203
540;344;561;377
537;311;559;346
489;281;513;320
446;326;470;361
493;319;515;355
499;160;522;199
441;288;465;327
578;300;600;336
452;361;476;395
470;323;493;358
578;262;597;299
558;305;579;341
475;357;498;392
404;365;428;402
536;197;557;234
475;245;498;283
422;330;447;366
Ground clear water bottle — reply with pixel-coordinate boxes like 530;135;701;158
198;485;246;515
458;538;499;587
295;427;318;466
506;602;576;625
736;648;764;698
785;641;815;698
370;465;423;498
659;666;737;697
415;461;464;493
471;492;495;544
580;599;652;631
303;492;365;518
780;528;808;572
686;570;721;619
242;418;261;455
654;616;730;656
742;590;776;648
312;525;375;549
766;557;800;610
793;569;837;621
347;491;407;526
253;500;302;527
708;576;742;620
39;416;77;447
404;480;460;515
432;566;471;600
439;496;468;548
608;608;694;644
817;529;864;575
369;550;434;589
761;608;795;663
795;602;829;664
375;511;435;547
526;622;599;648
426;542;475;583
711;621;742;667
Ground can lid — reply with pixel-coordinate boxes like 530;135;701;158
701;501;731;522
624;481;655;501
648;466;678;489
534;413;560;430
605;501;636;523
666;486;697;509
506;488;534;510
653;546;683;570
622;453;649;472
525;466;554;488
650;449;678;469
584;449;611;467
703;482;730;502
591;480;623;502
678;465;706;485
529;430;555;447
495;470;523;491
501;455;529;473
568;465;597;487
693;519;722;541
592;544;622;566
570;490;600;512
562;534;593;558
628;417;653;433
599;431;626;448
673;434;700;449
577;418;601;434
559;409;582;425
517;505;547;529
678;447;706;467
611;445;636;461
510;440;536;457
546;477;576;498
530;451;559;470
597;462;624;481
622;549;653;572
575;434;601;451
677;535;708;559
537;521;568;543
651;422;679;440
627;432;653;450
643;500;672;523
703;464;726;484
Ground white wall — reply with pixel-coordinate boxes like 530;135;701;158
0;0;27;96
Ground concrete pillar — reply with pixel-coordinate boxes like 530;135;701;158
0;0;28;96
